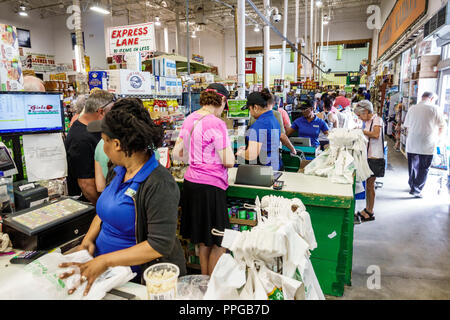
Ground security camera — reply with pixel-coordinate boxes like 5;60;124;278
272;13;282;22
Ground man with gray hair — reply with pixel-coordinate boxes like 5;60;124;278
23;75;45;92
334;89;351;110
403;91;446;198
65;90;115;204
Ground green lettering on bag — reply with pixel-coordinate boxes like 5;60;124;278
268;287;284;300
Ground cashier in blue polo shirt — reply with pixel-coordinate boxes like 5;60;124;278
58;98;186;296
286;100;329;147
236;91;282;171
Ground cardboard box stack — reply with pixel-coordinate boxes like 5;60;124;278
152;57;182;96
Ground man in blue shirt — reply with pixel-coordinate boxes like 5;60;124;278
286;100;329;147
236;91;281;171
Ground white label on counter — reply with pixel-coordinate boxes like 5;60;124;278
30;197;49;208
328;231;337;239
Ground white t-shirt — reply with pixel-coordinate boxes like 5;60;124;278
403;101;445;155
365;115;384;159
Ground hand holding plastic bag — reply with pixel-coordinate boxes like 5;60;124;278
0;250;135;300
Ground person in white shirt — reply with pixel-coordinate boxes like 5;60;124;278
354;100;384;223
403;92;446;198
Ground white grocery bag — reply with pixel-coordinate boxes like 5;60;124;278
0;250;135;300
203;253;246;300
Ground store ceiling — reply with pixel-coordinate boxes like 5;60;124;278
6;0;380;34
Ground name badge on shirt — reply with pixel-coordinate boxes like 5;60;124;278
125;188;137;198
313;125;320;128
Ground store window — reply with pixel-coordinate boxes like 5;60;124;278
442;43;450;60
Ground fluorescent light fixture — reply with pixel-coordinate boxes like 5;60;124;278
90;6;110;15
74;45;81;72
19;11;28;16
19;5;26;11
254;25;260;32
316;0;323;7
155;16;161;26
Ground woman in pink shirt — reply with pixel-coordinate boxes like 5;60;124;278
173;84;235;275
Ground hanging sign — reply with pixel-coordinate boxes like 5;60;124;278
378;0;427;58
245;58;256;74
107;22;156;56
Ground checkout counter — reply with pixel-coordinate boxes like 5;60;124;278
176;167;356;297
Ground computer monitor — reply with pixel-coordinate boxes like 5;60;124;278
234;165;282;187
0;92;64;135
182;92;201;112
227;99;249;119
0;142;18;177
290;137;312;147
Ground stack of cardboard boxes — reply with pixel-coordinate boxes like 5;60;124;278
152;57;182;96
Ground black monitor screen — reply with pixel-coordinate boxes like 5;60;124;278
182;92;201;112
0;92;64;135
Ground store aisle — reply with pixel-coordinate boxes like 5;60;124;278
330;138;450;300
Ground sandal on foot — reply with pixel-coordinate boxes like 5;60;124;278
357;208;375;222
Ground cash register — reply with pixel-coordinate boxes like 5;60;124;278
2;197;96;251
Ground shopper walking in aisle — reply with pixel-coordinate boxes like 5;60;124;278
334;90;351;110
403;92;446;198
286;99;329;149
65;90;115;204
59;98;186;294
173;84;235;276
354;100;384;223
237;91;283;170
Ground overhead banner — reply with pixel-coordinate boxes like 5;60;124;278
245;58;256;74
378;0;427;58
107;22;156;56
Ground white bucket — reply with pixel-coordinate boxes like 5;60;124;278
143;263;180;300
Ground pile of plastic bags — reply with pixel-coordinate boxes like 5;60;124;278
304;128;373;183
0;250;135;300
204;195;325;300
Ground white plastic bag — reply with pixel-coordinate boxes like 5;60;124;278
203;253;246;300
0;250;135;300
258;265;303;300
295;258;325;300
239;265;267;300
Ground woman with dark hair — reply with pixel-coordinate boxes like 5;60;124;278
236;90;282;171
173;83;235;276
59;98;186;295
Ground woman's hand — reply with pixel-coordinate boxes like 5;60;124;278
58;255;108;296
235;146;246;158
74;240;96;257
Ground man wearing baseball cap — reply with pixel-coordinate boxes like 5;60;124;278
236;91;282;171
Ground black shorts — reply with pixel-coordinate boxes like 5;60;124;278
368;158;385;178
180;179;230;247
